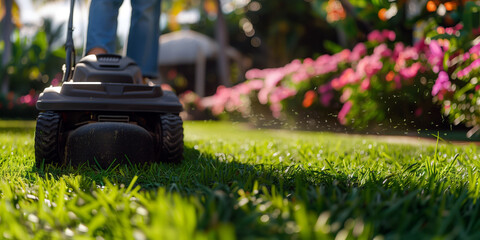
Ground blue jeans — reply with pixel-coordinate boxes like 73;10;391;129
86;0;162;78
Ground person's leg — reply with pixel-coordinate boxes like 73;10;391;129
127;0;161;78
85;0;124;55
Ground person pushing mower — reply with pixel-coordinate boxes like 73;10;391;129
34;0;184;168
86;0;161;80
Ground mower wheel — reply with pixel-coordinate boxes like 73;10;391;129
35;111;62;167
158;113;184;163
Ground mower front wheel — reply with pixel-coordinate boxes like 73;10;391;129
157;113;184;163
35;111;62;167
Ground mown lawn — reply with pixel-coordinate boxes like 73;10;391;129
0;120;479;239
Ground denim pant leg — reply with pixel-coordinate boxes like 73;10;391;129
127;0;161;78
86;0;124;54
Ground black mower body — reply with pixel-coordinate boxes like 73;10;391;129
37;54;182;113
35;54;184;167
37;82;182;113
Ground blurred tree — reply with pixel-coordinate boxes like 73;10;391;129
164;0;231;86
0;0;20;94
214;0;230;87
1;0;65;95
230;0;338;68
175;0;338;68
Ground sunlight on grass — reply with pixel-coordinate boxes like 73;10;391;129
0;120;479;239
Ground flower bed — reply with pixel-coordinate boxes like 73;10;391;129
0;90;39;120
186;25;480;134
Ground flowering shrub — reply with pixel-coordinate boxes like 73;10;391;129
331;32;443;129
429;25;480;136
179;0;480;133
197;29;446;130
0;90;39;119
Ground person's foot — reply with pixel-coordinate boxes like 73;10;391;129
87;47;107;55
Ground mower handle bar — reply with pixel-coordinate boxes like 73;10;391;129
62;0;76;82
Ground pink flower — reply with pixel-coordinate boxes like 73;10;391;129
367;30;383;42
445;27;455;35
291;58;316;83
292;71;310;83
318;82;334;107
314;55;339;75
414;38;428;53
202;86;228;115
429;40;442;55
340;88;352;103
303;58;314;65
269;87;297;104
373;44;392;58
334;49;351;63
234;83;253;95
457;66;470;78
399;62;422;80
454;23;464;31
350;43;367;62
356;55;383;78
247;80;264;91
393;42;405;60
472;58;480;69
367;30;395;42
270;102;283;118
331;77;341;89
315;55;331;65
469;42;480;55
432;71;451;97
51;78;60;87
382;29;396;41
264;71;285;89
457;59;480;78
360;78;371;91
428;40;445;73
179;90;202;109
318;82;333;94
338;101;353;125
257;70;287;104
320;92;334;107
258;88;270;105
245;68;264;79
394;47;419;71
51;73;62;87
394;75;402;89
245;59;303;81
201;85;249;115
331;68;359;89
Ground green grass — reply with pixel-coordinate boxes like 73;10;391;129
1;120;480;239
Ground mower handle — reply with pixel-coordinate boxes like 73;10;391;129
62;0;76;82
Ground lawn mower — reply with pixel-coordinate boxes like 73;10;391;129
34;0;184;168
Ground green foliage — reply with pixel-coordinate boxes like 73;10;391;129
463;2;480;33
0;18;65;119
0;18;65;95
1;121;480;238
185;0;338;68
